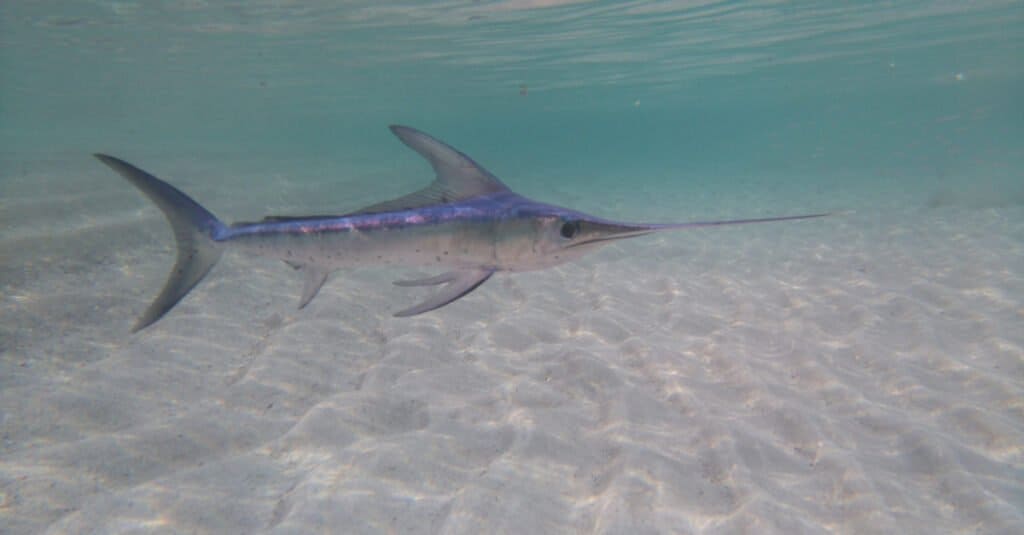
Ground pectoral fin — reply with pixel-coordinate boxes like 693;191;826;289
393;271;459;287
394;269;494;317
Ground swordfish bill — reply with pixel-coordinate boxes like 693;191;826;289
95;125;828;331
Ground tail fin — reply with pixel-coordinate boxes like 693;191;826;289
95;154;226;332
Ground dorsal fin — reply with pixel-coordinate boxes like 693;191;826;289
232;126;513;225
346;125;511;215
389;125;509;196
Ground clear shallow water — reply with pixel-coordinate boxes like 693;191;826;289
2;2;1023;533
3;1;1021;174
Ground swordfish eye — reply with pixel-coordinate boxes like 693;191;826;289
560;220;581;239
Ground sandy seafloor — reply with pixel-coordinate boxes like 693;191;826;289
1;155;1023;534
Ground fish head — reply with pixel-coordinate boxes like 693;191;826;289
496;202;657;271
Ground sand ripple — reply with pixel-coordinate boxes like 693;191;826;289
2;172;1023;533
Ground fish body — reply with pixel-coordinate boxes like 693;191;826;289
96;125;827;331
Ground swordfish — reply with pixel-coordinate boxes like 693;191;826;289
96;125;827;332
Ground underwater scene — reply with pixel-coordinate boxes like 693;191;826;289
1;1;1022;533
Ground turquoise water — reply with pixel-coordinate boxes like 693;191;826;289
3;2;1024;533
3;1;1021;187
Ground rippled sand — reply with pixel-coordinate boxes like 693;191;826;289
2;160;1022;533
